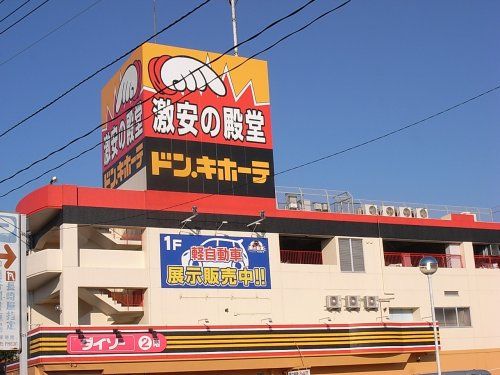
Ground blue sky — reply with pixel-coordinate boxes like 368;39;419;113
0;0;498;212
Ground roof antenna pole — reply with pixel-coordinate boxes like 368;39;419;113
229;0;239;56
153;0;158;43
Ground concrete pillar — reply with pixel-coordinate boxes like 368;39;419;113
59;223;79;325
321;237;337;267
461;242;476;270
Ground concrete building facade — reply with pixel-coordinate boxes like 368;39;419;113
9;185;500;374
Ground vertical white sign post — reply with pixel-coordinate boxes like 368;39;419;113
20;215;28;375
0;212;27;374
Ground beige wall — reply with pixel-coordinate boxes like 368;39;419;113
27;224;500;352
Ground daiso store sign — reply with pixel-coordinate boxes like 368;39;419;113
101;43;275;198
160;234;271;289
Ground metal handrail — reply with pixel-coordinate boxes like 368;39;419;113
384;252;464;268
98;288;144;307
280;249;323;265
275;186;494;222
474;255;500;269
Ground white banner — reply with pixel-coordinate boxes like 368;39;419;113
0;212;20;350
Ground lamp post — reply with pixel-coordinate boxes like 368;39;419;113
419;256;441;375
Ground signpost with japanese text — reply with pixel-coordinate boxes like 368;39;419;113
160;234;271;289
102;44;275;198
0;212;21;351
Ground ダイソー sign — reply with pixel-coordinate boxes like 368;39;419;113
160;234;271;289
67;333;166;354
102;44;275;197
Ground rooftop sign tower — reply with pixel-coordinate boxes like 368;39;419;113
101;44;275;198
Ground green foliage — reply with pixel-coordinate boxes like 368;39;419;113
0;350;18;362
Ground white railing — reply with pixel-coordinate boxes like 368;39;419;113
275;186;495;222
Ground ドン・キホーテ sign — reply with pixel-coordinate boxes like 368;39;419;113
102;44;275;198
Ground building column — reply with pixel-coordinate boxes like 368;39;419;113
59;223;79;325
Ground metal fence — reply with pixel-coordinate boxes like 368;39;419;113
275;186;494;222
280;250;323;265
474;255;500;269
384;252;464;269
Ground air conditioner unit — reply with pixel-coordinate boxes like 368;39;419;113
325;295;342;310
313;202;323;211
286;194;299;210
415;208;429;219
382;205;396;217
302;199;312;211
398;207;413;218
364;204;379;216
345;295;360;310
364;295;379;310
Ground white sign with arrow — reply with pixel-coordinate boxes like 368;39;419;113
0;213;20;350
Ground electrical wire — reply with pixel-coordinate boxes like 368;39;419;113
6;0;499;242
0;0;212;140
4;0;498;207
0;0;351;231
0;0;31;24
0;0;320;185
0;0;102;67
0;0;50;36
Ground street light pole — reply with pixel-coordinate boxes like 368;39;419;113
427;274;442;375
419;256;442;375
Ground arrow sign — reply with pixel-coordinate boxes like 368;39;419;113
0;244;16;269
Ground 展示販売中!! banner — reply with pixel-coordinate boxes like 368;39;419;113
160;234;270;289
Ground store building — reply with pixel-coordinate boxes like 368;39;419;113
9;43;500;374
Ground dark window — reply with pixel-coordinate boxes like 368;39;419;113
435;307;471;327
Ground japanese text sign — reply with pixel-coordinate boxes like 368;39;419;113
146;138;275;197
0;213;20;350
67;333;166;354
102;44;275;197
160;234;271;289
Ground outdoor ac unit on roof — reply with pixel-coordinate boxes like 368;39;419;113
345;295;361;310
364;296;379;310
398;207;413;218
325;295;342;310
286;194;299;210
382;205;396;217
415;207;429;219
364;204;379;216
313;202;323;211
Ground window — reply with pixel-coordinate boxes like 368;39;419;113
434;307;471;327
339;238;365;272
389;308;415;322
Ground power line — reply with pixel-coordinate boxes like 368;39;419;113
0;0;102;67
275;84;500;177
0;0;320;185
4;1;498;205
0;0;347;198
7;1;497;242
0;0;214;140
28;75;499;237
0;0;31;24
0;0;50;36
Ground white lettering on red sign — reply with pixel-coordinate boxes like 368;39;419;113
67;333;166;354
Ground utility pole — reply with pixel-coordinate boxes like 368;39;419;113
229;0;239;56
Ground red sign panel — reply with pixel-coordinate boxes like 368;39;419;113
67;333;166;354
143;72;272;150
